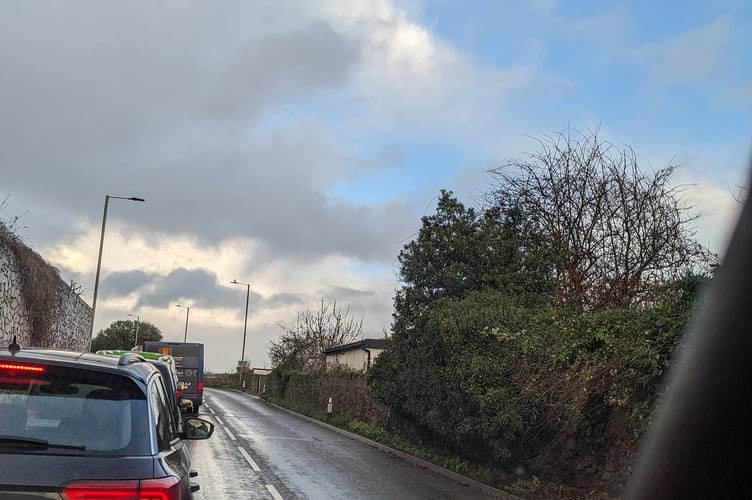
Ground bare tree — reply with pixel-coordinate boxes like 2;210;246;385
0;194;28;235
487;126;713;311
269;299;363;372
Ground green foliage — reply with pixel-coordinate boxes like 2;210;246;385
394;191;553;325
90;320;162;351
348;420;391;443
510;475;542;495
372;290;541;463
373;279;704;469
371;185;710;477
373;190;558;464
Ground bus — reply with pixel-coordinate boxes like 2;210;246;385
143;341;204;414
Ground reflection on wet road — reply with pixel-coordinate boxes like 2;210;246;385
187;388;492;499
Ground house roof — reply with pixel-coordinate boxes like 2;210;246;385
324;338;393;355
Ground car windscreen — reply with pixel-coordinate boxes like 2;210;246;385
0;362;150;456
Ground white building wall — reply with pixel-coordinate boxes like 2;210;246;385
327;347;388;372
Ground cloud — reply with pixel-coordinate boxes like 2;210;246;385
569;5;631;47
136;267;231;309
101;270;151;299
4;0;746;372
262;292;305;310
618;17;735;84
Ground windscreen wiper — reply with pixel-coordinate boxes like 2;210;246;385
0;435;86;451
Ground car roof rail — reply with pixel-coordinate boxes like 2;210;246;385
118;352;146;366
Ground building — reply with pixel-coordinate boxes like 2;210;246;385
324;338;393;372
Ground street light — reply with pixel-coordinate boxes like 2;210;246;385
128;313;140;348
90;195;145;350
175;304;190;342
231;279;250;389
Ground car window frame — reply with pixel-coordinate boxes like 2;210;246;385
147;374;179;452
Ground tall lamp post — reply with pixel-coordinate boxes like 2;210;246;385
90;195;145;350
175;304;190;342
128;313;140;348
231;279;250;389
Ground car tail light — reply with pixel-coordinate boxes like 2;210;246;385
197;381;204;394
0;362;45;373
176;390;183;398
62;477;181;500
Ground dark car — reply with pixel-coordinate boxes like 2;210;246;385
96;349;187;432
0;343;214;499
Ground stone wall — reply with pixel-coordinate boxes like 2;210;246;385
0;234;91;351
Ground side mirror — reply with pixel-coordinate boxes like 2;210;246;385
181;417;214;440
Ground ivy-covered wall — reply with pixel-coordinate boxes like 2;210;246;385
0;232;91;350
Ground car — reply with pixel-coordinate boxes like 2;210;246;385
96;349;190;431
0;342;215;499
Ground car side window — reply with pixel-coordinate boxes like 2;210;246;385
149;377;178;451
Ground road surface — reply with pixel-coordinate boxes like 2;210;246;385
187;388;503;499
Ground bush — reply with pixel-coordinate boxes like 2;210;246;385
370;277;705;475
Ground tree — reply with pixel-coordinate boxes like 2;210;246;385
393;190;553;334
269;299;363;372
370;191;555;462
371;290;537;463
90;320;162;351
486;126;713;311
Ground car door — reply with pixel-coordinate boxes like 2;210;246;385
148;376;195;499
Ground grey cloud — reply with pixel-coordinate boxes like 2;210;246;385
261;293;305;309
1;1;396;266
285;285;395;335
101;270;151;299
137;267;228;309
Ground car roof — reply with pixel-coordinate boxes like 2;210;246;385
97;349;175;365
1;346;159;384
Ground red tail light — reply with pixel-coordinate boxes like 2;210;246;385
62;477;181;500
0;362;45;373
176;390;183;398
197;381;204;394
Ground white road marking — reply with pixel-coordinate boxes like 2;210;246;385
214;417;224;425
237;446;261;472
266;484;284;500
242;435;309;441
224;428;237;441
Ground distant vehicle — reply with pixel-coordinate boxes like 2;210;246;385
143;341;204;414
96;349;189;428
0;342;214;498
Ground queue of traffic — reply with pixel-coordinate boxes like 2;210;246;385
0;338;213;499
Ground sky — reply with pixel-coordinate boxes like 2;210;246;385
1;0;750;373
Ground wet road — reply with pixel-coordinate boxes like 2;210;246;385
187;388;492;499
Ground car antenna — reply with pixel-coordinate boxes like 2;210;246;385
8;336;21;354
